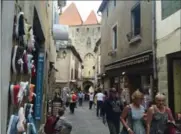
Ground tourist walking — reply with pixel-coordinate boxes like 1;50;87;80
146;93;176;134
120;90;146;134
89;92;94;109
102;88;124;134
95;89;105;117
78;91;84;106
69;91;77;114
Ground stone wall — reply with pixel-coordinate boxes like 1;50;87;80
69;24;101;80
157;57;168;102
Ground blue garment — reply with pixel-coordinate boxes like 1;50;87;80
78;93;83;98
130;105;145;134
7;115;19;134
26;113;37;134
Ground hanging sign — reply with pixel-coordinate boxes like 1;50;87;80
35;52;45;120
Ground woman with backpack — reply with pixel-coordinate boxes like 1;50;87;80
69;91;77;114
44;108;72;134
54;108;72;134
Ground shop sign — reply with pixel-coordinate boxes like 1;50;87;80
35;52;45;120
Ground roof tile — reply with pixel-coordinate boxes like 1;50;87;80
84;10;98;25
59;2;83;26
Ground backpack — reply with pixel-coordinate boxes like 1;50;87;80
44;115;58;134
72;94;77;101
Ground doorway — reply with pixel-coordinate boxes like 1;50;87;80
173;60;181;113
167;51;181;115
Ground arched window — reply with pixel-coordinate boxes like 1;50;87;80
87;37;91;48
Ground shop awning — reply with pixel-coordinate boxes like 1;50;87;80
53;24;69;40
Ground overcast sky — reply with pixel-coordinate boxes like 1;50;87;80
63;1;102;22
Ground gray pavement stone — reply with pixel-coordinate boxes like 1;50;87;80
64;102;110;134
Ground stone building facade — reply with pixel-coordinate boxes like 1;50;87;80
69;24;101;79
155;1;181;115
59;3;101;91
98;1;153;95
55;41;82;90
1;0;67;132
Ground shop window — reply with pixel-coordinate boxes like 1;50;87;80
131;2;141;36
162;0;181;20
112;25;117;50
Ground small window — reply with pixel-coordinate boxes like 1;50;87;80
107;7;109;17
98;27;100;32
87;37;91;48
76;28;79;32
112;25;117;50
114;0;116;6
131;2;141;37
162;0;181;19
87;28;89;32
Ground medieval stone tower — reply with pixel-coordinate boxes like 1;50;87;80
59;3;101;91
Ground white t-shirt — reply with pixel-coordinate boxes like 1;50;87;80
89;94;94;101
96;93;104;101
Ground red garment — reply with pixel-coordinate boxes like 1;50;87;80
72;94;77;101
44;115;58;134
31;64;36;77
13;84;20;105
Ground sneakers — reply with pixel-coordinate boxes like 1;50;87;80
12;45;18;74
11;45;25;74
27;27;35;52
7;115;19;134
31;60;36;77
23;50;28;74
17;107;25;133
15;12;25;38
10;84;20;105
18;82;29;103
28;84;35;102
27;54;33;74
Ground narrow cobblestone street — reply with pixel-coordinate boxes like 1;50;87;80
65;102;109;134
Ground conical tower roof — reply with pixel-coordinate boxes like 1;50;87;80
84;10;98;25
59;2;83;26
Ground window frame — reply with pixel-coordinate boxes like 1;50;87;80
131;2;141;37
112;24;118;50
107;6;109;17
161;0;181;20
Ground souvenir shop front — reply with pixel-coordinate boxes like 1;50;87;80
6;5;46;134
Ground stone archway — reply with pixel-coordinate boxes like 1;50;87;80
83;81;93;93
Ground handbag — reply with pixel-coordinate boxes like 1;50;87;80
165;108;176;134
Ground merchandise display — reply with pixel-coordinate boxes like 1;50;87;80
7;8;38;134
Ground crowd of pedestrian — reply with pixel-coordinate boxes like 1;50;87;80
92;87;180;134
43;86;181;134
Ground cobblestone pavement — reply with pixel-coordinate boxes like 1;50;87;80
65;102;110;134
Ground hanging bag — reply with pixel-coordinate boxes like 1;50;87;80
164;108;176;134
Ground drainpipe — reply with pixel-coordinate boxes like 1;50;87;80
152;0;158;96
